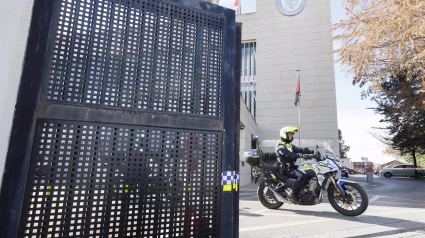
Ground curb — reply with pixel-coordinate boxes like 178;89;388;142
240;183;258;193
240;190;257;193
360;182;376;187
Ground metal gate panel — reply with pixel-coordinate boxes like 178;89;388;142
22;120;221;237
0;0;239;237
44;0;223;117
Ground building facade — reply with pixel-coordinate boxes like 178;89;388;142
353;162;374;174
380;160;404;169
233;0;340;186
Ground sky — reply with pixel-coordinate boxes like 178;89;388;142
330;0;393;165
217;0;256;13
217;0;397;165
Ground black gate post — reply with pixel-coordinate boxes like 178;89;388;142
220;17;241;237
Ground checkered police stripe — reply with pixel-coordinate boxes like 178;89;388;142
232;174;240;191
222;171;235;185
233;174;240;185
222;171;240;191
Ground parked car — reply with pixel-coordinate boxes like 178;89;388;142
341;168;349;178
378;164;424;178
343;167;356;175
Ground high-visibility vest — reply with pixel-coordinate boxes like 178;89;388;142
275;141;293;152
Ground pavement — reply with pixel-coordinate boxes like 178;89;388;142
239;174;425;238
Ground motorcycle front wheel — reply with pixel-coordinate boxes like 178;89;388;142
257;181;284;209
328;183;368;216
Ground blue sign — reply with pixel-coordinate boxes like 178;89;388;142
361;157;366;161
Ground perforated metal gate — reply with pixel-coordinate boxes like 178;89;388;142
0;0;240;237
44;0;224;116
24;121;222;237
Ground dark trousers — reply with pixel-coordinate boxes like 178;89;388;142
284;167;310;191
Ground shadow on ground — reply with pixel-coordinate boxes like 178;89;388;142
285;209;425;238
240;206;425;237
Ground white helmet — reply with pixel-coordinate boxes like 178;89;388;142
280;126;298;142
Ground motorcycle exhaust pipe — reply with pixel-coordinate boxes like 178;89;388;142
266;187;289;203
317;190;324;204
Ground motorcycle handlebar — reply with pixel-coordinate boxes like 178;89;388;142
315;156;325;161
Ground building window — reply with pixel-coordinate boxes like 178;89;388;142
251;133;256;149
241;41;256;119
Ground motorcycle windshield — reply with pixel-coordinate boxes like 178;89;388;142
322;141;338;159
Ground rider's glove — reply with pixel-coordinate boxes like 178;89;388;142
302;154;316;160
303;148;314;154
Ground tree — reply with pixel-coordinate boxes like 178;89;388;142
370;72;425;178
338;129;351;158
403;154;425;168
332;0;425;109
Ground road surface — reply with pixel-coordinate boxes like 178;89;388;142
239;175;425;238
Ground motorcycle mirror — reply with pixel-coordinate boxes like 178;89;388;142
315;145;319;150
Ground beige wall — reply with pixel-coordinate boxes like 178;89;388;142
237;0;339;155
0;0;35;189
239;98;258;186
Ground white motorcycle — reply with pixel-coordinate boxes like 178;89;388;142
245;140;368;216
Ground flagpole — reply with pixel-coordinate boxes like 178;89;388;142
298;100;301;147
239;0;242;14
297;70;301;148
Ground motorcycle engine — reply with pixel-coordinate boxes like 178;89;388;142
299;178;318;202
300;191;316;202
308;178;318;192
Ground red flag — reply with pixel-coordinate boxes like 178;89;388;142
233;0;239;10
295;71;300;106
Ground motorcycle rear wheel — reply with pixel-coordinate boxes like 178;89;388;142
328;183;368;216
257;181;284;209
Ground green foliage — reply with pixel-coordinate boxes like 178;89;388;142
371;71;425;177
339;129;350;158
403;154;425;168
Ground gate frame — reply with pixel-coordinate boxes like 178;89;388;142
0;1;58;237
0;0;241;237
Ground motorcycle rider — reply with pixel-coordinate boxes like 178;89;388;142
275;126;316;202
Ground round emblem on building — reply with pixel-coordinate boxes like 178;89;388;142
277;0;307;16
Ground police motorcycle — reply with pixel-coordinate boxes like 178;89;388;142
245;138;368;216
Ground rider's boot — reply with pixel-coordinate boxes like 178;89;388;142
287;189;300;203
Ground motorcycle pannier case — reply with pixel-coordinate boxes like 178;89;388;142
246;156;260;166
